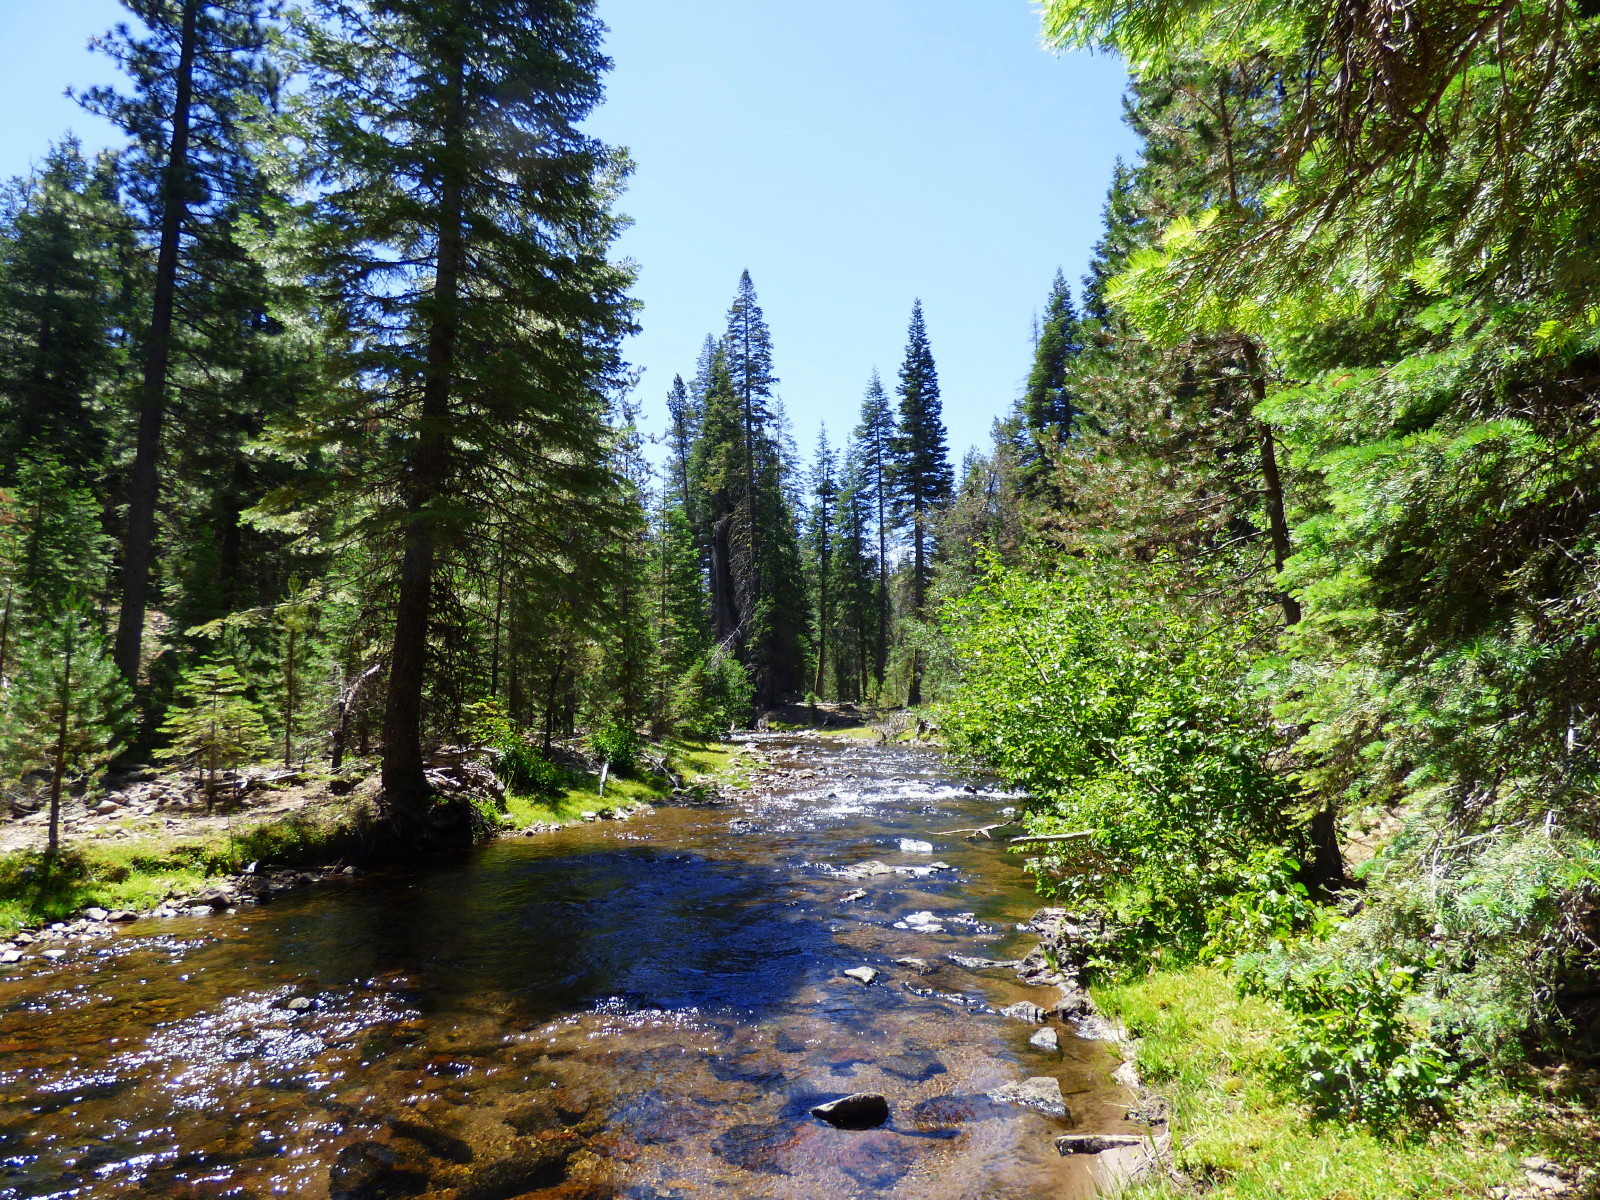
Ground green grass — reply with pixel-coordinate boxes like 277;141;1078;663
0;806;371;937
1095;966;1527;1198
502;737;742;829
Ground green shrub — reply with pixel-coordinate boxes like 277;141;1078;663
670;653;752;738
588;719;640;773
941;558;1309;961
1240;946;1463;1129
465;700;573;797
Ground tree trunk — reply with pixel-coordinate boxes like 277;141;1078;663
46;633;73;861
1240;337;1342;889
381;51;466;837
283;625;296;768
907;500;926;707
114;0;200;688
1240;338;1301;626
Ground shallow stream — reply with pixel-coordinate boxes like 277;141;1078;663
0;735;1139;1199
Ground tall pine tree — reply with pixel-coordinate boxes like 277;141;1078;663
260;0;635;836
891;300;952;706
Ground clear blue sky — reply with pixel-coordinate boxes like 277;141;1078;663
0;0;1136;468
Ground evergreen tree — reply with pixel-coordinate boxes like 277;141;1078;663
81;0;282;688
1018;270;1083;467
258;0;635;835
828;445;879;702
157;656;270;805
807;428;837;697
0;456;116;679
853;369;897;690
0;141;131;481
1;596;129;858
890;299;952;705
664;373;698;510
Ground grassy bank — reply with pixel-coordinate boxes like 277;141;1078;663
501;739;741;827
0;805;371;936
1094;966;1546;1198
1;739;743;939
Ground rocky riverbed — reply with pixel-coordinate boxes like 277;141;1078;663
0;734;1161;1199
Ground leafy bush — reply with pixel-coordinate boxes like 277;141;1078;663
465;701;573;797
1236;830;1600;1127
941;558;1310;961
670;652;752;738
588;719;640;773
1240;947;1463;1128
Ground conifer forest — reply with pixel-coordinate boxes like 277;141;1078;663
4;1;1600;1197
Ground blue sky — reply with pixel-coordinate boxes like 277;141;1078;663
0;0;1135;468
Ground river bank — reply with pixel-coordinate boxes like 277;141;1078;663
0;737;742;942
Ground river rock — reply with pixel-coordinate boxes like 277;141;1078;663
989;1076;1068;1117
895;956;935;975
85;907;109;922
284;996;314;1012
898;838;933;854
897;911;945;933
1055;1133;1144;1154
712;1121;807;1174
328;1141;428;1200
878;1049;947;1082
1;950;22;964
1030;1027;1061;1051
1001;1001;1048;1024
842;966;879;985
811;1092;889;1130
835;860;896;880
949;954;1019;971
839;888;868;903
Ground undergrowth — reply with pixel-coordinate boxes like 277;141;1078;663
1096;967;1526;1199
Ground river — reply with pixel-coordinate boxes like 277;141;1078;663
0;734;1141;1199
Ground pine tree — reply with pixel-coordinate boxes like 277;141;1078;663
81;0;281;688
158;656;270;806
808;428;838;697
854;370;897;691
254;0;634;834
828;446;879;702
0;141;131;480
0;456;115;679
664;373;698;510
1;597;129;858
1021;272;1082;439
891;300;952;705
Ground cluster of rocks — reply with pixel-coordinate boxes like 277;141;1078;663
514;802;653;837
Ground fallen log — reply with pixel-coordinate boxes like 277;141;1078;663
1009;831;1095;844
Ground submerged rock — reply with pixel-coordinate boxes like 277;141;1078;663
1029;1027;1061;1052
878;1049;947;1082
895;956;935;975
1001;1001;1048;1024
810;1092;889;1130
989;1076;1069;1118
712;1121;805;1174
1055;1133;1144;1154
328;1141;428;1200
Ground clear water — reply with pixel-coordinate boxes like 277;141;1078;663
0;735;1139;1199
